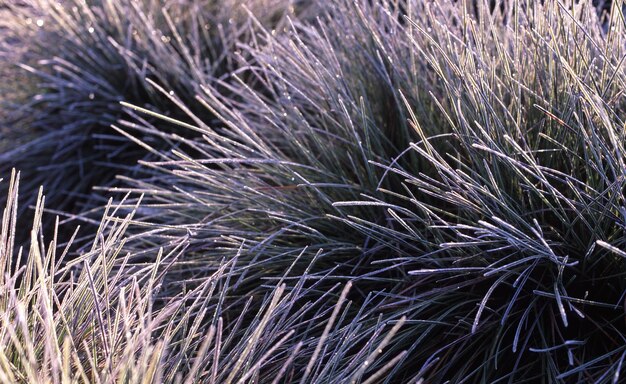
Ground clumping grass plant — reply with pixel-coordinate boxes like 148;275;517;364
0;0;312;228
3;0;626;382
111;0;626;382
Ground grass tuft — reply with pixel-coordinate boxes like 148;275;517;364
0;0;313;232
110;0;626;381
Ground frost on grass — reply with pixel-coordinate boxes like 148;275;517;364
2;0;626;383
113;0;626;382
0;0;314;232
0;171;407;383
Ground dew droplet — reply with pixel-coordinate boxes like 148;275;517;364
36;19;44;27
88;93;95;100
88;27;94;34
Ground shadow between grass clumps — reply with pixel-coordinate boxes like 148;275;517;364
109;0;626;382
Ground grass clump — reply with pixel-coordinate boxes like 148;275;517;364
0;0;311;227
112;0;626;382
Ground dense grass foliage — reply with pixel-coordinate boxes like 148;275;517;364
0;172;404;383
0;0;311;224
1;0;626;382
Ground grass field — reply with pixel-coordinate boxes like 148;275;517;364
0;0;625;383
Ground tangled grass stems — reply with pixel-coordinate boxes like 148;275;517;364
2;0;626;382
0;0;314;237
0;170;407;383
109;0;626;382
